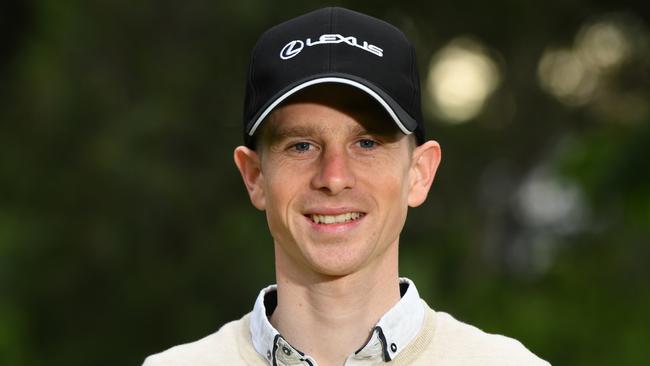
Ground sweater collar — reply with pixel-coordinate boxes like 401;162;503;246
249;278;425;366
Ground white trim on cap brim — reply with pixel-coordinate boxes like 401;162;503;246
247;77;413;136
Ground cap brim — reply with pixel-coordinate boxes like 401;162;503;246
246;73;418;138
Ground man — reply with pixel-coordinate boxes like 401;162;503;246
144;7;549;366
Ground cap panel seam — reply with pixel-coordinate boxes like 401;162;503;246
247;51;257;121
409;44;418;117
328;7;334;72
247;30;274;120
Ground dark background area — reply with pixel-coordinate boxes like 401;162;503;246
1;1;648;365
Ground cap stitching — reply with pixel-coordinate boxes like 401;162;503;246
328;7;334;71
247;52;257;122
248;30;274;123
409;44;417;118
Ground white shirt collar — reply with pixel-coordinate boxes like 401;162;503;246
250;278;425;366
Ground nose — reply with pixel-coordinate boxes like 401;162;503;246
311;147;356;195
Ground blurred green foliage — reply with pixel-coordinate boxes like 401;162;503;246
1;1;648;365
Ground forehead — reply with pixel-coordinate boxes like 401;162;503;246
259;84;399;142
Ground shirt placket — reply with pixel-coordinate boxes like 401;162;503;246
273;336;316;366
345;327;388;366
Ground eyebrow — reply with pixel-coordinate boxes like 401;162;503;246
264;124;325;143
264;122;371;142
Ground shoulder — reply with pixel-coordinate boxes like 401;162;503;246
429;310;550;366
142;313;262;366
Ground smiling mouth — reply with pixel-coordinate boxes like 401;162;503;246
308;212;366;225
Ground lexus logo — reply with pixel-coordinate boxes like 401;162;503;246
280;40;304;60
279;34;383;60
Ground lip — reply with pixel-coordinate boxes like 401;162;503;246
304;207;365;216
303;207;366;234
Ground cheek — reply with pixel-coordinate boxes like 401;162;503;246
370;166;411;225
373;164;411;200
263;170;305;228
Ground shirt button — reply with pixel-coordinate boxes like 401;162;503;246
390;343;397;352
282;346;292;356
267;350;272;359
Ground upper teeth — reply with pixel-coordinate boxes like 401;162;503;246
310;212;363;224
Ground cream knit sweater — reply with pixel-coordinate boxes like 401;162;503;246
143;303;550;366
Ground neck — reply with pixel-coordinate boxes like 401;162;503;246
270;243;400;366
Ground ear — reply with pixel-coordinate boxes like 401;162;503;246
407;140;442;207
233;146;266;210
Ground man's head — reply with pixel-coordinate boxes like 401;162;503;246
234;7;441;279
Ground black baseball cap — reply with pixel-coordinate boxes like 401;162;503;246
242;7;425;148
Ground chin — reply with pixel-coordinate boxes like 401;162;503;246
304;246;369;278
311;264;360;278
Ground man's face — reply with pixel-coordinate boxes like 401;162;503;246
235;85;440;278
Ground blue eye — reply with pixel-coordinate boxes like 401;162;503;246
358;139;376;149
292;142;311;152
